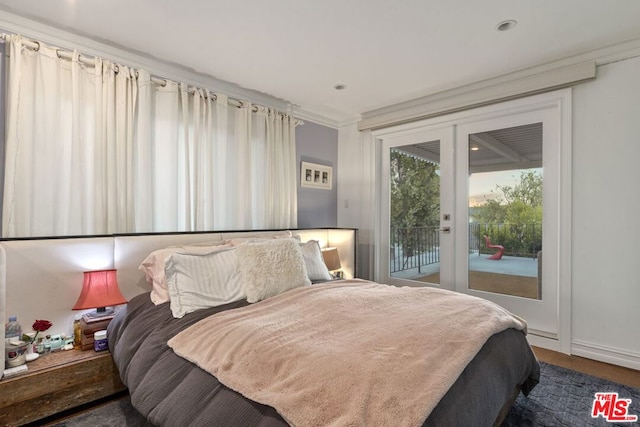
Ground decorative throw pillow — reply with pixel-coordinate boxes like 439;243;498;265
165;248;244;318
299;240;333;281
139;242;232;305
237;238;311;303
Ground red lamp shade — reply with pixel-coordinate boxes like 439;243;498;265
72;269;127;315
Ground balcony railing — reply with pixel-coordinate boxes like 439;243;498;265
390;226;440;274
390;223;541;274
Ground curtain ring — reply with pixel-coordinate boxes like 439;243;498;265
33;41;40;52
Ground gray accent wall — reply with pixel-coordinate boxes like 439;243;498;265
296;121;338;228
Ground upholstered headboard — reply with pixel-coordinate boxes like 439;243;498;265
0;228;356;354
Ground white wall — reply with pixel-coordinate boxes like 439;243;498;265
570;55;640;367
337;123;376;279
339;55;640;368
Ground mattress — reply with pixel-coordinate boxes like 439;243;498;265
108;289;539;427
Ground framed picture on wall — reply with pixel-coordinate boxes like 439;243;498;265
301;161;332;190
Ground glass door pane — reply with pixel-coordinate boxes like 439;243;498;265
389;141;441;284
467;123;543;299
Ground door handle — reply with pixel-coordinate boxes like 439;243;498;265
439;226;451;233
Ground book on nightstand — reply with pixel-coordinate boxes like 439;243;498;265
79;316;114;350
82;313;114;323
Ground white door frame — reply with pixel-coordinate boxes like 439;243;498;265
373;89;572;354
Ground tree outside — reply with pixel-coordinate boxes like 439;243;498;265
390;149;440;266
472;169;543;257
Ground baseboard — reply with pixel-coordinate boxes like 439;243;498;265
571;340;640;371
526;334;560;352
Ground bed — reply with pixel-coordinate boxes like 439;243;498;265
107;234;540;427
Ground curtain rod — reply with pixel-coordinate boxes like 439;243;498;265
0;32;288;113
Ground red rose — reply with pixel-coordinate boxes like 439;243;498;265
32;319;52;332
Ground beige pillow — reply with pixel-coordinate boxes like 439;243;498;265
237;238;311;303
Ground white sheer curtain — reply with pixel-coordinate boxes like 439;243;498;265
3;35;138;236
2;35;297;237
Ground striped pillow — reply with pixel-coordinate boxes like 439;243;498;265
139;241;230;305
165;248;244;318
300;240;333;281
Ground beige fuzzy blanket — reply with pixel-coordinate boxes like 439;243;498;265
168;279;527;427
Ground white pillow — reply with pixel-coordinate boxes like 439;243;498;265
139;242;232;305
165;248;244;318
237;238;311;303
300;240;333;281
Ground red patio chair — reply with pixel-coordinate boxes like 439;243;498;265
483;235;505;260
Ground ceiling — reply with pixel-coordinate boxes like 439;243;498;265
1;1;640;125
400;122;542;172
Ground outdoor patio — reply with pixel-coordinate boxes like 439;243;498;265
391;253;538;281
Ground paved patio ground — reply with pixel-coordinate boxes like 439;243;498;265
391;253;538;280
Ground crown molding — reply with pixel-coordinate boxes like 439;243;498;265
338;116;362;128
359;36;640;131
592;36;640;66
292;107;340;129
0;8;291;111
291;105;362;130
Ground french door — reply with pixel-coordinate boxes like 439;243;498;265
380;126;455;291
377;91;570;348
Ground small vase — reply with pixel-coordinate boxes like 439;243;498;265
25;342;39;362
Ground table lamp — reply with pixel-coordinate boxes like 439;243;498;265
322;247;343;278
72;269;127;318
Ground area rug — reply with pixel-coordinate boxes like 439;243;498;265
47;396;151;427
417;270;539;299
503;362;640;426
50;362;639;427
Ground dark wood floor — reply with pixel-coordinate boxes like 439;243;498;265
533;346;640;388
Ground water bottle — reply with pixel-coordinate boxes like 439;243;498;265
5;316;22;342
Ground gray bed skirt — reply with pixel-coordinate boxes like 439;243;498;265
109;291;539;427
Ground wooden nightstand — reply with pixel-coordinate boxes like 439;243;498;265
0;349;126;426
